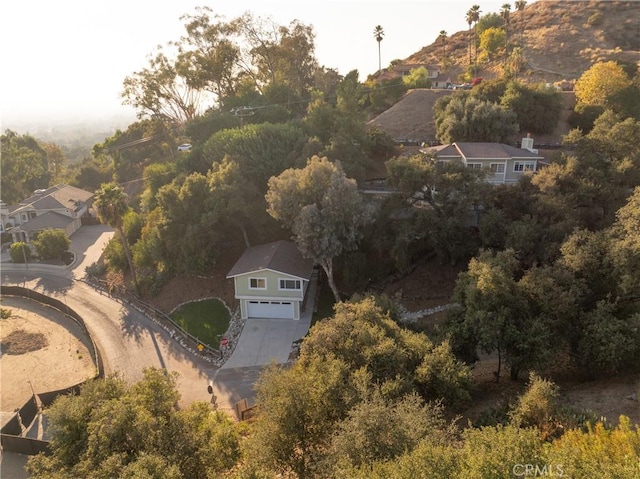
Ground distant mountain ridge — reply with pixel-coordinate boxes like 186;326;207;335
404;0;640;84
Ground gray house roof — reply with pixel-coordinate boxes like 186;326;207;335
436;142;545;161
226;240;314;280
7;211;75;233
13;184;93;216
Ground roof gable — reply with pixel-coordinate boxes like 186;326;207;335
226;240;314;280
8;211;74;232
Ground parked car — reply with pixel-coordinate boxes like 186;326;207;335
177;143;192;152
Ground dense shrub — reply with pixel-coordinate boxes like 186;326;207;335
10;242;31;263
33;228;70;260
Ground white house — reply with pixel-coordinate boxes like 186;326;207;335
226;240;314;320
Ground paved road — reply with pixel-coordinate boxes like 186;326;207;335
0;225;319;477
1;226;224;411
1;225;316;415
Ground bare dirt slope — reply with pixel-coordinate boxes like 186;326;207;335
0;297;96;422
405;1;640;83
367;89;453;141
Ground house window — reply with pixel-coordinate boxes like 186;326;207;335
466;163;482;169
514;161;536;172
21;214;28;222
490;163;505;174
279;279;301;291
249;277;267;290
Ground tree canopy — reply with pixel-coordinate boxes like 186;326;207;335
575;61;633;108
434;94;518;143
1;130;50;204
27;369;240;479
266;156;374;301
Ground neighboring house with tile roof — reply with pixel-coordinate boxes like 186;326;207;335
1;184;94;242
430;137;547;185
226;240;315;320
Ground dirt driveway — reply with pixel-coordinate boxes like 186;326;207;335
0;296;97;427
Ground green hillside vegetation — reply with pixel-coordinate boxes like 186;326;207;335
7;2;640;475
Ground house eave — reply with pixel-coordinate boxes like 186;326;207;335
226;268;311;282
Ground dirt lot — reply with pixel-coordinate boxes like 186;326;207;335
0;296;97;423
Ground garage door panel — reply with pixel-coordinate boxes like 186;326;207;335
247;300;294;319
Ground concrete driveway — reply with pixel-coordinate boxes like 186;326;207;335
210;277;318;415
221;316;311;368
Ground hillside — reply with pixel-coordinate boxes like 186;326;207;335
368;88;576;152
406;0;640;85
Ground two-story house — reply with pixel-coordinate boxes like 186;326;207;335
3;184;94;242
431;137;547;185
226;240;314;320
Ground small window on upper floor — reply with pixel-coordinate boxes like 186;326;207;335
249;277;266;289
514;161;536;172
279;279;301;290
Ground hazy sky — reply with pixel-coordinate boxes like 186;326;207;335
1;0;508;127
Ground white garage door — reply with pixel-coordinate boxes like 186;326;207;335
247;300;294;319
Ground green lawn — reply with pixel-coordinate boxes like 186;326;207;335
170;299;230;349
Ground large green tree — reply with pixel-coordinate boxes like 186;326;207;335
434;94;518;143
448;249;555;380
386;154;490;265
1;130;50;204
266;156;374;301
247;357;351;479
202;121;307;187
304;71;371;179
122;49;202;124
300;297;472;406
246;297;471;478
154;173;220;274
500;81;562;135
94;183;138;290
574;61;633;108
27;369;240;479
236;13;318;100
175;7;242;103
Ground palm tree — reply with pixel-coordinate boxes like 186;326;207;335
469;5;482;64
94;183;138;292
515;0;527;46
466;9;474;65
500;3;512;69
373;25;385;74
439;30;448;64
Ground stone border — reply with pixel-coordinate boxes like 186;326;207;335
167;297;245;367
400;303;456;324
